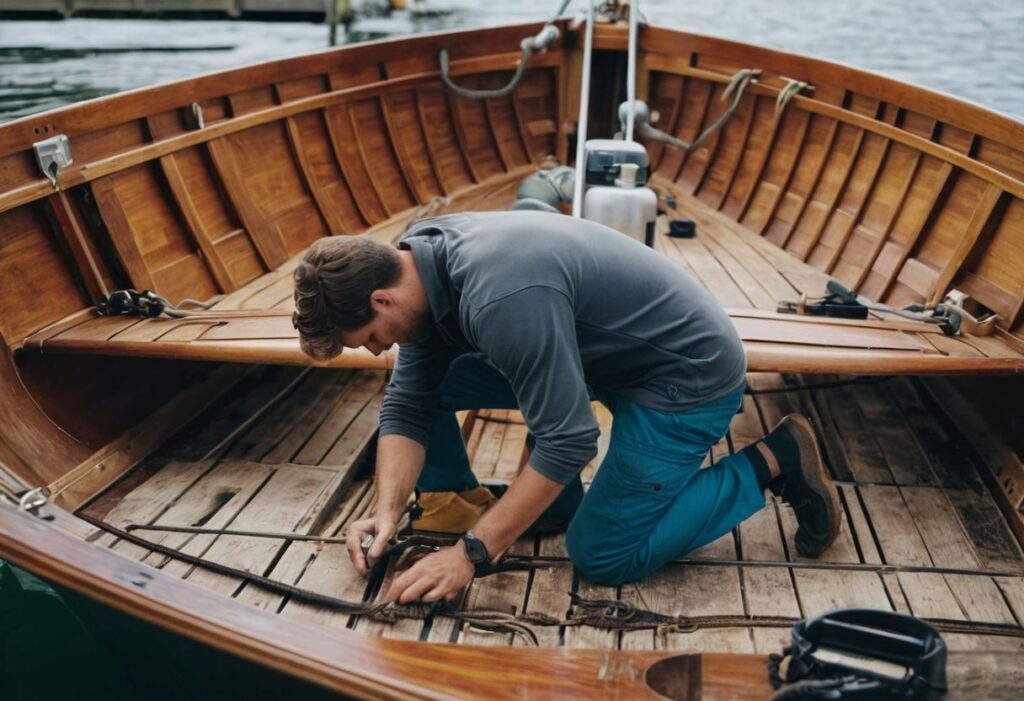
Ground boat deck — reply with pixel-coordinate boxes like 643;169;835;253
75;185;1024;655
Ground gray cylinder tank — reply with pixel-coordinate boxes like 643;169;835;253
583;163;658;247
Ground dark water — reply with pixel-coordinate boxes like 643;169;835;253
0;0;1022;123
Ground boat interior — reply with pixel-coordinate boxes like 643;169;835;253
1;16;1023;691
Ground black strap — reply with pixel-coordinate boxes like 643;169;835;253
769;608;947;700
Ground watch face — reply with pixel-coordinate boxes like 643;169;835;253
462;533;489;564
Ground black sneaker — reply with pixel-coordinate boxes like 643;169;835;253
767;414;841;558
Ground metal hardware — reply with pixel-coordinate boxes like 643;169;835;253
33;134;72;188
943;289;1000;336
17;487;52;520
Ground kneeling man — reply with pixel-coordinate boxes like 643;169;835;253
292;211;840;604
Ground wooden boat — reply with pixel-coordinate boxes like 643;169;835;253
1;14;1023;700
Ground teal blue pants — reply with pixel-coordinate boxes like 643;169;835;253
417;354;765;585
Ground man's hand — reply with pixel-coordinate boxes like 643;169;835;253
345;515;398;576
385;545;474;604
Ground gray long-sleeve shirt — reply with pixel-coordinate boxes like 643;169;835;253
377;211;746;485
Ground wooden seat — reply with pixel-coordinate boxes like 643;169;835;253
22;303;1024;375
17;170;1024;376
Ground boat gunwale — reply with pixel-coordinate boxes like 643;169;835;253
0;498;672;700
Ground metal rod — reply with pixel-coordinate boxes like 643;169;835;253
625;0;639;141
500;553;1022;579
571;0;596;218
126;523;348;543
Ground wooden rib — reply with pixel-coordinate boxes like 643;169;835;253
206;139;289;270
778;117;841;249
928;183;1004;304
45;191;109;302
268;85;335;237
323;105;387;225
348;101;405;218
670;80;716;183
481;87;514;173
710;91;757;210
733;106;796;223
642;59;1024;199
795;127;867;262
750;109;812;234
851;151;924;292
823;138;893;274
508;81;539;165
675;82;724;191
158;154;234;292
89;176;156;291
380;93;432;204
282;116;345;236
0;51;564;216
647;73;685;173
411;90;451;196
875;161;955;302
445;92;483;184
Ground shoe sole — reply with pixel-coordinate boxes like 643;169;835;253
779;414;841;557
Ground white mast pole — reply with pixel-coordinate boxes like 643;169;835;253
626;0;639;141
571;0;596;218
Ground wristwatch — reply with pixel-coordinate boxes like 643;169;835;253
460;531;490;572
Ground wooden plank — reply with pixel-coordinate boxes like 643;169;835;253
458;544;531;647
944;574;1016;624
693;232;777;310
620;564;752;653
94;460;217;557
516;534;573;648
776;117;841;250
281;115;349;236
665;235;753;308
943;488;1024;576
884;379;987;491
136;461;275;568
858;485;930;566
821;137;893;274
851;150;924;291
928;183;1003;305
291;372;385;465
225;369;351;462
90;174;156;290
848;383;934;485
159;152;235;292
182;464;342;596
793;570;891;613
206;138;289;269
875;161;955;303
895;572;966;619
811;385;894;484
837;484;883;564
901;486;982;570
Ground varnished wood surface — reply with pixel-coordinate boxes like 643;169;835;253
73;363;1024;659
0;17;1022;492
22;304;1024;376
0;499;774;701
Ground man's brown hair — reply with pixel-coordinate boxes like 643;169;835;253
292;236;401;360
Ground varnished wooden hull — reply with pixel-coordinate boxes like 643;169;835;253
1;20;1023;700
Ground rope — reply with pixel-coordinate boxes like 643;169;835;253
439;0;571;100
638;68;761;152
76;514;1024;644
